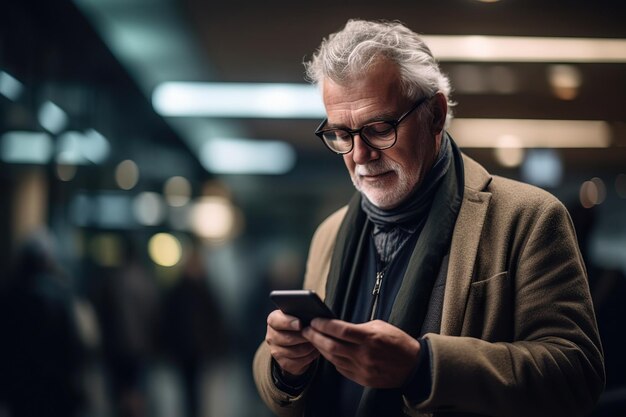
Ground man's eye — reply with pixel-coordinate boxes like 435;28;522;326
333;130;352;140
366;123;394;136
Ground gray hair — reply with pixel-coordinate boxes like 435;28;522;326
305;19;455;122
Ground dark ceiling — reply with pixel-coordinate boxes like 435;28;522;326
3;0;626;183
172;0;626;173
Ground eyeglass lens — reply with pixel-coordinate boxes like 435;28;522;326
321;121;396;153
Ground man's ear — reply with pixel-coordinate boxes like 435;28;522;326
431;92;448;135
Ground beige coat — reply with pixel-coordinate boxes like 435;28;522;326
253;154;605;417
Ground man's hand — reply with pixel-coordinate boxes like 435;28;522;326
266;309;320;376
302;318;420;388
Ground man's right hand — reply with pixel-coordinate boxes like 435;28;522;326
266;309;320;376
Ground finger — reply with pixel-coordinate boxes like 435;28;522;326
266;326;308;347
267;309;301;331
309;318;368;344
270;342;318;361
276;350;320;376
302;326;355;361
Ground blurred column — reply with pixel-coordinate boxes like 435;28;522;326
2;167;50;275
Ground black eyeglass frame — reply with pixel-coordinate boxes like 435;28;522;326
314;94;433;155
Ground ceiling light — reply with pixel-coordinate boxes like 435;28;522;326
422;35;626;63
82;129;111;164
200;137;296;175
1;131;53;164
152;82;325;118
38;101;68;134
57;131;88;165
449;119;610;148
0;71;24;101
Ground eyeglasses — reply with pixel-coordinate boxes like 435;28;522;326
314;95;431;155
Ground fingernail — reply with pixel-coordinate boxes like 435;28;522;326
290;319;300;330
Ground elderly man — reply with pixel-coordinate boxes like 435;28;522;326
253;19;604;417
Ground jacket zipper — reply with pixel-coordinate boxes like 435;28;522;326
369;270;384;321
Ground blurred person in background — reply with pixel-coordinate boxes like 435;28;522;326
0;229;86;417
159;241;228;417
253;19;605;417
92;235;160;417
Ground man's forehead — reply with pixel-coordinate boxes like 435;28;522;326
321;73;406;126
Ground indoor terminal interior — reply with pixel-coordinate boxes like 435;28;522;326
1;0;625;416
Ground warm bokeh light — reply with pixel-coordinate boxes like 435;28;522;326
190;196;243;242
56;163;77;181
148;233;182;267
115;159;139;190
493;135;525;167
580;180;601;208
422;35;626;63
164;176;192;207
548;64;582;100
450;119;610;148
591;177;607;205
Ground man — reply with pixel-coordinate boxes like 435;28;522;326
253;19;604;417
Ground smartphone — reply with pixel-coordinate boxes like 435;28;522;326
270;290;336;326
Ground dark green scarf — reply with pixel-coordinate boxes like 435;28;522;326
306;134;465;417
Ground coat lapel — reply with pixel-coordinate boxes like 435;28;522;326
440;155;492;336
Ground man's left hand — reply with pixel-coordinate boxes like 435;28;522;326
302;318;421;388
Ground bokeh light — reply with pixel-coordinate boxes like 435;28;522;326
115;159;139;190
494;134;525;167
148;233;182;267
132;192;166;226
56;163;77;181
548;64;582;100
591;177;606;205
580;177;607;208
190;196;243;242
164;176;192;207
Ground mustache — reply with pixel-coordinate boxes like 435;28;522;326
355;159;397;176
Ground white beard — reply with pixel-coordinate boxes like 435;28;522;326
350;157;418;210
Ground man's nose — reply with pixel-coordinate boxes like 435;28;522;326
351;134;379;165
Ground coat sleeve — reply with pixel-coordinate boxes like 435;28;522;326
252;207;347;416
411;199;605;417
252;342;307;417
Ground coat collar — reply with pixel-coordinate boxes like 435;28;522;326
440;153;493;336
462;153;492;192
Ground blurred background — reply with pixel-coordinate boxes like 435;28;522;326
1;0;625;416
